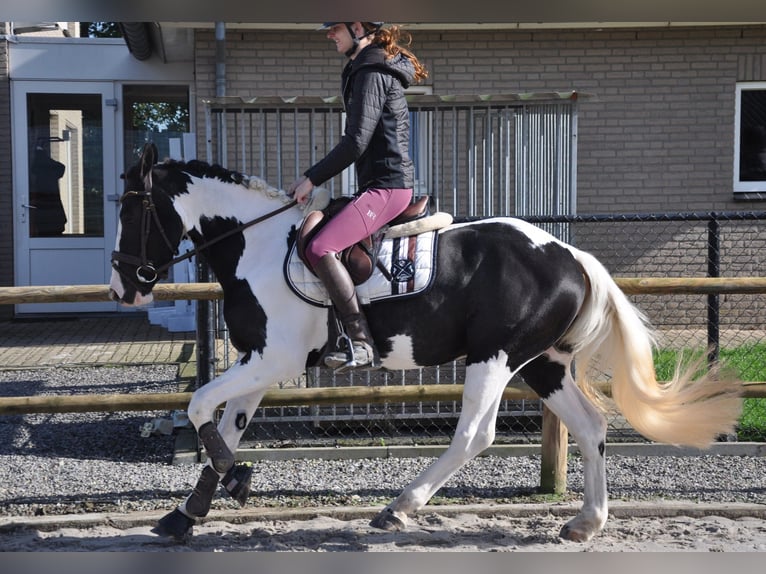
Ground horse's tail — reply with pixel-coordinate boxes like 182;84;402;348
561;247;743;449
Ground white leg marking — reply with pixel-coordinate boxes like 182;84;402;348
541;348;608;542
386;352;513;518
217;390;268;451
186;364;260;430
381;334;419;370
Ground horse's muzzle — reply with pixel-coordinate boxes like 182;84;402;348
108;288;122;303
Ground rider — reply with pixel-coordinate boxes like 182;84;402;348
288;22;428;371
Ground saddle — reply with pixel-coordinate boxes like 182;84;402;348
296;195;432;285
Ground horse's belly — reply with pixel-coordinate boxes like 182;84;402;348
380;334;422;370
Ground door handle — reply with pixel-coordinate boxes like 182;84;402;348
21;204;38;209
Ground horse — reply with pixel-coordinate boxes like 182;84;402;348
109;143;742;544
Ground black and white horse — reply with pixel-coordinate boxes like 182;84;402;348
109;143;742;543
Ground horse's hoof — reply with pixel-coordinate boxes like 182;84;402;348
559;520;596;542
221;461;254;507
369;507;407;531
152;508;195;542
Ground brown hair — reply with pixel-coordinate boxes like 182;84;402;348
364;23;429;84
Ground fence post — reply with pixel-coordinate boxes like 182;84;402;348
539;404;568;494
707;215;721;366
196;260;216;387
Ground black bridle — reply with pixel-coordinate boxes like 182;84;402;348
111;170;298;293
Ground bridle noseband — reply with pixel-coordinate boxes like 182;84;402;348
111;170;298;293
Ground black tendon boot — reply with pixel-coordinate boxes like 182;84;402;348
313;253;380;372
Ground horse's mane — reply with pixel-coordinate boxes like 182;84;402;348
163;158;246;186
157;157;329;210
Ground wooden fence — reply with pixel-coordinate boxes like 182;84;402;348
3;277;766;306
1;277;766;494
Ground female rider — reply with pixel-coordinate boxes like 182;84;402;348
288;22;428;371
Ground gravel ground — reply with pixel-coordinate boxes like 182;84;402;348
1;365;766;520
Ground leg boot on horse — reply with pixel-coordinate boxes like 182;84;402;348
313;253;380;372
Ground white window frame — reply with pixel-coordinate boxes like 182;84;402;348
733;81;766;193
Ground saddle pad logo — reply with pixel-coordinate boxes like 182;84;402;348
391;258;415;282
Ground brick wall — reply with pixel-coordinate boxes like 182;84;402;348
195;24;766;215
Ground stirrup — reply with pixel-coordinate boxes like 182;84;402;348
324;333;377;372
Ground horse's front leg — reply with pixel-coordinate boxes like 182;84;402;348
370;356;511;531
152;362;269;541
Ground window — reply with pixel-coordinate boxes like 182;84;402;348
122;84;190;169
734;82;766;193
26;93;103;237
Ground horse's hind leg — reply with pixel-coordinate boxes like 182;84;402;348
370;352;512;531
520;348;608;542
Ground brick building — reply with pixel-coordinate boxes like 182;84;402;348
2;22;766;320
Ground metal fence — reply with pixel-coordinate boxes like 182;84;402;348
235;212;766;447
202;94;766;447
203;91;583;219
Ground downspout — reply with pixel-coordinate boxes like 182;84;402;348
197;22;227;387
215;22;226;100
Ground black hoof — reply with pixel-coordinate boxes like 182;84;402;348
221;461;254;507
151;508;195;542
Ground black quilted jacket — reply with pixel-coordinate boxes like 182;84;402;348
304;43;416;193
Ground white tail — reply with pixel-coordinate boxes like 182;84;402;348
562;248;743;449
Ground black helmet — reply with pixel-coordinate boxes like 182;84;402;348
318;22;384;30
318;22;384;57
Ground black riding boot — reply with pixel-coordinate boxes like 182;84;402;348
313;253;380;371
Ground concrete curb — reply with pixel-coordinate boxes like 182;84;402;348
2;501;766;533
172;441;766;465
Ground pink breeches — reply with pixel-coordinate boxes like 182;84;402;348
305;188;413;268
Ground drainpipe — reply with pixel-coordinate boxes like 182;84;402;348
196;22;227;388
215;22;226;99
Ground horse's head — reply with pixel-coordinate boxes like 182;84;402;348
109;143;185;306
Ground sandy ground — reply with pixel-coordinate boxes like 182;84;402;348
2;503;766;552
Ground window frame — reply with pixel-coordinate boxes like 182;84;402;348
733;81;766;194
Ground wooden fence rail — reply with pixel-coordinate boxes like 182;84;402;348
3;277;766;305
1;382;764;416
2;278;766;495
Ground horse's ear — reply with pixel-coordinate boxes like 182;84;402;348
139;142;158;179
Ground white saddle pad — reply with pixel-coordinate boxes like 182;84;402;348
284;230;439;307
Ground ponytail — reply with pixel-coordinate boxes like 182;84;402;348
368;24;429;84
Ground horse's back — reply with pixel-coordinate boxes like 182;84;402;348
369;217;588;368
438;217;585;296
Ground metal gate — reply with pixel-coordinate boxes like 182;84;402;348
202;92;584;438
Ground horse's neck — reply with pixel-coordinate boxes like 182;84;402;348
173;178;294;238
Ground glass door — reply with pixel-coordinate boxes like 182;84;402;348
13;81;118;313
